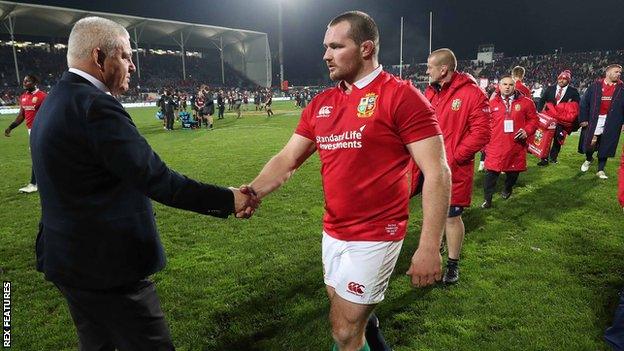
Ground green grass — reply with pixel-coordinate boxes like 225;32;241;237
1;101;623;350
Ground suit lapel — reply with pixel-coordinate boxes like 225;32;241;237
561;87;574;102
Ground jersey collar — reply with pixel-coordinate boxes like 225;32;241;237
353;65;383;90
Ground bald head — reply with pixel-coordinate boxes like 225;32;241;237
429;48;457;72
426;48;457;85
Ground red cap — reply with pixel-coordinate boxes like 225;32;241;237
558;70;572;81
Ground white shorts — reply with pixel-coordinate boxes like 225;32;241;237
322;232;403;305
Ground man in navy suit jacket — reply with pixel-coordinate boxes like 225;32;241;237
30;17;259;350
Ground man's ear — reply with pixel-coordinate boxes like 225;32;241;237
440;65;449;77
360;40;375;59
92;48;106;71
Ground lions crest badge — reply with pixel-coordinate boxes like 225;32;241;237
451;98;462;111
533;129;543;146
514;103;521;111
32;96;38;103
357;93;377;118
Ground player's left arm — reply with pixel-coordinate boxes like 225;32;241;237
4;108;25;137
454;91;491;164
405;135;451;287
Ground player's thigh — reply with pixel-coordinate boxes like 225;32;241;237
329;292;376;329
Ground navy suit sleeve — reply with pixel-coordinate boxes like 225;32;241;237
570;88;581;103
85;94;234;217
580;87;592;123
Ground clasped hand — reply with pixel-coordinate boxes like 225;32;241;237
230;185;261;219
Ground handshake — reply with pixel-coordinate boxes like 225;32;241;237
230;185;261;219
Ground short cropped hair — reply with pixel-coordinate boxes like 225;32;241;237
329;11;379;58
429;48;457;71
24;74;39;84
511;66;525;79
606;64;622;72
67;16;129;67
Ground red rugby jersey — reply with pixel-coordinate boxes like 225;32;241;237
600;81;617;115
295;70;441;241
20;89;47;129
195;96;205;108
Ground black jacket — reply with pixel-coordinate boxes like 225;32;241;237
158;94;178;115
537;84;580;112
30;71;234;290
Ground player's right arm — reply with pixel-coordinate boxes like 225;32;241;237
249;134;316;199
579;86;592;127
4;108;25;137
405;135;451;287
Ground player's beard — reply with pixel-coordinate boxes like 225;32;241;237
607;72;620;83
328;65;345;81
328;60;361;83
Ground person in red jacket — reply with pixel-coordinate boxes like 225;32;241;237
512;66;531;98
424;48;491;284
478;66;532;172
482;76;538;208
4;74;47;193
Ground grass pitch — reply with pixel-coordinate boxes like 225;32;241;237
1;101;623;350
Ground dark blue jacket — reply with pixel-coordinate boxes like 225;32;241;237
31;72;234;290
578;79;624;157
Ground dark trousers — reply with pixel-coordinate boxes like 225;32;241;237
165;113;174;130
55;280;174;351
484;170;519;201
585;135;608;171
606;289;624;351
543;124;565;161
28;134;36;185
218;105;225;119
30;166;36;185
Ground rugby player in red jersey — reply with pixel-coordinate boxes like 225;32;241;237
4;74;47;193
239;11;451;351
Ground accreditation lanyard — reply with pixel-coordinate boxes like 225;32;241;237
503;95;515;133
